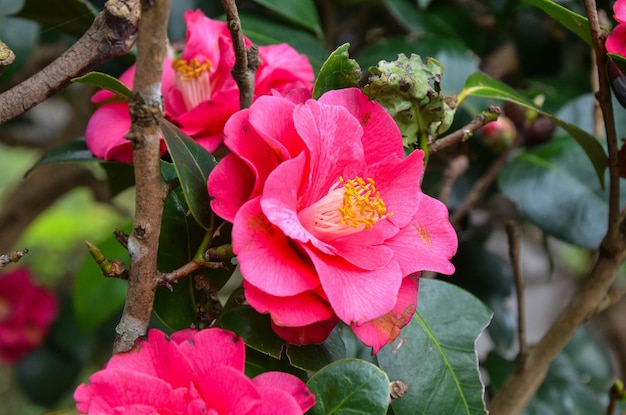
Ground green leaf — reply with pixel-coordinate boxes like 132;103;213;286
250;0;322;37
286;328;346;372
72;71;132;100
307;359;390;415
73;225;130;333
153;189;206;330
522;0;591;46
16;0;96;38
312;43;361;99
497;135;619;249
160;119;217;230
458;72;607;187
218;305;285;359
26;138;97;176
377;279;492;415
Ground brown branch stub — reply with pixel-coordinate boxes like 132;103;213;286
430;105;501;153
0;0;140;126
113;0;171;354
221;0;257;109
0;249;28;269
505;221;527;365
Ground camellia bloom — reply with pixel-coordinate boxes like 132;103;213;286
208;88;458;353
0;268;58;364
86;9;314;162
607;0;626;56
74;328;315;415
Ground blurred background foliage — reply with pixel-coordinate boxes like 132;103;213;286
2;0;626;413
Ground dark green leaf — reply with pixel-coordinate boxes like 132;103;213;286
26;138;97;177
153;189;207;330
497;135;620;249
73;225;130;333
72;71;131;100
250;0;322;37
377;279;491;415
522;0;591;46
218;305;285;359
160;119;217;230
286;328;346;372
16;0;96;38
312;43;361;99
307;359;390;415
101;162;136;198
459;72;607;187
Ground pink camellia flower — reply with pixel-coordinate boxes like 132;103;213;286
208;87;458;353
74;328;315;415
86;9;314;163
0;268;58;364
607;0;626;56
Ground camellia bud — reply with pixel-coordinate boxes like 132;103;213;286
524;117;555;146
481;115;517;153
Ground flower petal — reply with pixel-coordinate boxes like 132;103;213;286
233;198;320;296
615;0;626;24
271;317;338;345
255;44;315;97
350;276;418;353
252;372;316;413
176;328;246;374
607;24;626;57
209;153;255;222
85;103;133;162
194;365;261;414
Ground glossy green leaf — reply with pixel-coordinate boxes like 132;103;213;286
307;359;390;415
218;305;285;359
160;119;217;230
73;225;130;333
26;139;97;176
522;0;591;46
250;0;322;37
377;279;492;415
153;189;206;330
16;0;96;38
497;135;621;249
458;72;607;186
72;71;131;100
286;328;346;372
312;43;361;99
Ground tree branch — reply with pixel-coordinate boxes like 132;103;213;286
487;3;626;413
0;0;140;126
430;106;501;154
113;0;170;354
220;0;259;109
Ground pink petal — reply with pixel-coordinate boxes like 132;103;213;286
386;194;457;276
194;365;260;414
293;100;366;207
233;198;320;296
271;317;338;345
176;328;246;373
252;372;316;412
318;88;404;164
244;281;334;327
351;277;418;353
181;10;231;69
250;386;306;415
209;153;255;222
607;24;626;56
304;246;402;324
615;0;626;23
85;102;133;162
255;44;314;97
248;95;306;159
330;236;394;270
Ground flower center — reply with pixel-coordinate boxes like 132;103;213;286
172;58;213;111
299;176;391;241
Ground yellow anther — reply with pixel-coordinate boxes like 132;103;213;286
338;176;390;230
172;58;212;81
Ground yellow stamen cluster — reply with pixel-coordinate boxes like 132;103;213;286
339;176;390;229
172;58;212;81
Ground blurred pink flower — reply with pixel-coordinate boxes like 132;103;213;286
74;328;315;415
86;9;314;162
0;268;58;364
607;0;626;56
208;88;458;353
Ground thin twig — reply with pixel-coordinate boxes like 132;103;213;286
430;106;501;153
439;154;469;206
158;260;225;286
113;0;171;354
0;249;28;269
0;0;140;125
506;221;527;365
220;0;258;109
